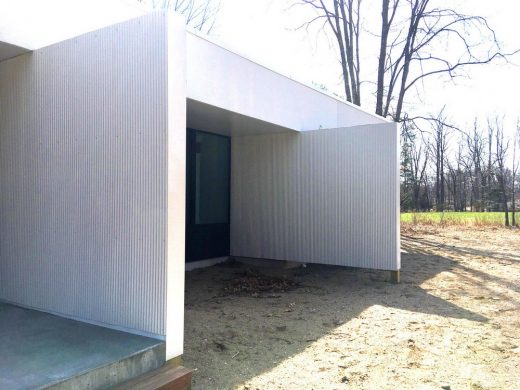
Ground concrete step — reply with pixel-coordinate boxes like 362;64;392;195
0;302;166;390
46;343;166;390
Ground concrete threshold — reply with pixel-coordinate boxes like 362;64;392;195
0;302;165;390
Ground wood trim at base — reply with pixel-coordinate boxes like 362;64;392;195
113;363;192;390
389;270;401;284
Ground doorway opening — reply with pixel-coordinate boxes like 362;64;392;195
185;128;230;263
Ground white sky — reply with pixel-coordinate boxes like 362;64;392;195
0;0;146;49
211;0;520;137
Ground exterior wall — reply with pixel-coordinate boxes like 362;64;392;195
0;13;171;338
231;124;400;271
186;33;388;132
165;13;187;360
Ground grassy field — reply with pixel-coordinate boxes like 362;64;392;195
401;211;517;226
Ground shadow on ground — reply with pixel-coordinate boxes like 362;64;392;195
183;239;492;389
402;233;520;263
402;234;520;301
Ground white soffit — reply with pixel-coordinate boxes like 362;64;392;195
0;0;147;52
187;99;297;137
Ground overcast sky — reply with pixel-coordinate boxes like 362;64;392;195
210;0;520;136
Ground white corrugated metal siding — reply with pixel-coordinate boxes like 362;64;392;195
231;124;400;271
0;13;169;336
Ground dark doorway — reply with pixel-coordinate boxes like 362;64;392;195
186;129;230;263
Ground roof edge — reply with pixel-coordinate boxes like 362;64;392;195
186;28;392;124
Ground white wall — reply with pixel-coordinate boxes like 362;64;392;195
0;13;175;340
186;33;388;133
231;124;400;271
165;13;187;360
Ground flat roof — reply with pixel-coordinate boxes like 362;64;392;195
0;5;390;127
186;28;391;125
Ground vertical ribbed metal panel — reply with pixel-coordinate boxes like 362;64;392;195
0;13;169;336
231;124;400;271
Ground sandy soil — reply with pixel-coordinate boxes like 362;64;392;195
183;226;520;389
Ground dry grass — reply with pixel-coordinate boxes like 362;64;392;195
401;212;517;227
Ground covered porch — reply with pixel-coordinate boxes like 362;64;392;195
184;30;400;274
0;302;165;389
185;98;399;273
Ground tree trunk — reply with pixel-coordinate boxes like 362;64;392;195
376;0;390;116
512;176;516;226
503;183;510;226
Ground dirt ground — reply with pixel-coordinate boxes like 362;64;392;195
183;226;520;390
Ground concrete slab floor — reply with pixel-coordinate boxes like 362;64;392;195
0;302;164;389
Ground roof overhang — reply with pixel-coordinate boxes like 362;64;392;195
186;32;390;134
187;99;296;137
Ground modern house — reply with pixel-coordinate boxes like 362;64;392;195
0;3;399;388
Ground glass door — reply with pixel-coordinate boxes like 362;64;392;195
186;129;230;262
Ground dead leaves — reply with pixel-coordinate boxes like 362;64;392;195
222;269;300;297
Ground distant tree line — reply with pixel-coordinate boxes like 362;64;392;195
400;116;520;226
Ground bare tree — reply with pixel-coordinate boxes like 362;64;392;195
493;118;510;226
140;0;220;33
376;0;400;116
446;141;467;211
427;114;449;211
295;0;518;122
512;121;520;226
401;121;429;210
297;0;361;104
463;120;486;211
485;119;495;211
410;134;429;210
381;1;516;122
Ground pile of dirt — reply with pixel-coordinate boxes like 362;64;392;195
222;269;300;297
